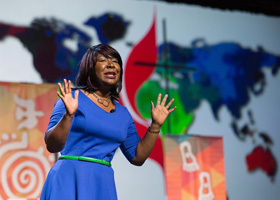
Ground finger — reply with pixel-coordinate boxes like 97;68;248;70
57;91;63;99
58;83;65;96
161;94;168;106
68;80;72;93
74;90;79;100
157;93;162;106
151;101;155;111
165;98;174;109
64;79;68;93
168;106;177;114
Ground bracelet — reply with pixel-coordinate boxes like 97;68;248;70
148;126;160;134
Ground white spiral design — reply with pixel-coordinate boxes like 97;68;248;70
1;147;51;198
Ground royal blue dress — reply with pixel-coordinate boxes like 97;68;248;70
40;90;141;200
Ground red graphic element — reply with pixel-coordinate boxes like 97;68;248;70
246;146;276;178
122;14;164;168
124;18;157;113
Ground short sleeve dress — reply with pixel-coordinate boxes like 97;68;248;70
40;90;141;200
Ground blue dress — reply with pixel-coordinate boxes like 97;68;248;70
40;90;141;200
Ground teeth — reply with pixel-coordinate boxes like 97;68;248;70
105;72;116;78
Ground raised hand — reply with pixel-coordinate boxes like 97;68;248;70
150;93;176;128
57;79;79;117
131;93;176;165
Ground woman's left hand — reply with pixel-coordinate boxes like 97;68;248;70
150;93;176;128
132;93;176;166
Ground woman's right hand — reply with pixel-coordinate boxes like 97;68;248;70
57;79;79;117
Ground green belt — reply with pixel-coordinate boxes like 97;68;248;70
58;155;111;167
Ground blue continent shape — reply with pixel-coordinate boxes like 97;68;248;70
0;18;92;83
158;39;280;119
84;13;130;44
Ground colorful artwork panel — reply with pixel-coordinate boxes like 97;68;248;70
0;82;57;199
164;134;226;200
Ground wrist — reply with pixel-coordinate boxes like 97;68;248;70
149;123;161;134
64;113;74;119
148;126;160;134
150;122;161;129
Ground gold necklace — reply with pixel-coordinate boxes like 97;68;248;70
92;92;111;107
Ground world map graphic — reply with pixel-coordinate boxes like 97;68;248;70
0;12;278;181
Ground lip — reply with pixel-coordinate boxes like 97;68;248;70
104;71;117;79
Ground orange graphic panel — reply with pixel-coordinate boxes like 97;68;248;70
0;82;57;199
164;134;227;200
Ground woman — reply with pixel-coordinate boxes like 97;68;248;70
40;44;176;199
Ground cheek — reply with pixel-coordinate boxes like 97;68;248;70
117;68;122;80
95;66;105;75
117;66;122;74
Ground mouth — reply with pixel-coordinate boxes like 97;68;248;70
104;71;117;79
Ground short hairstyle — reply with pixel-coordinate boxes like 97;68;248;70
75;44;123;101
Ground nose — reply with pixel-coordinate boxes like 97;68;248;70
107;59;115;68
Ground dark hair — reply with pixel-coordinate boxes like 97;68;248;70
75;44;123;101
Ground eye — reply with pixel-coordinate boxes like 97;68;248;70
98;57;106;62
112;59;119;63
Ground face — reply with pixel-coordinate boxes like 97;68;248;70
94;53;121;89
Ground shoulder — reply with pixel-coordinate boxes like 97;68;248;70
115;102;133;118
73;89;86;104
115;101;128;112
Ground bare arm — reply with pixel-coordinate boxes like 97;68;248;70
131;94;176;166
45;79;79;153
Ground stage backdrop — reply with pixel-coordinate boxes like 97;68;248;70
0;82;57;199
0;1;280;200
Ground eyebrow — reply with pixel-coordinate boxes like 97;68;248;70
98;55;116;59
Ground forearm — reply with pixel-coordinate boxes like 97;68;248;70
132;123;161;166
45;113;74;153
